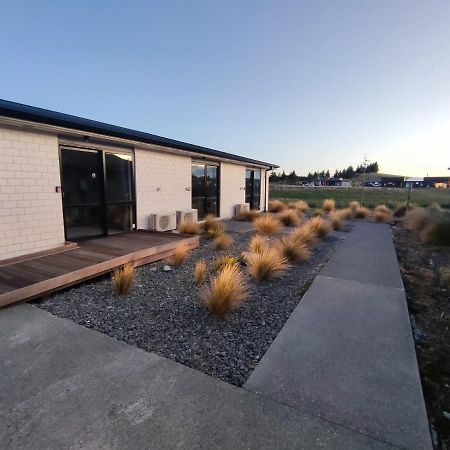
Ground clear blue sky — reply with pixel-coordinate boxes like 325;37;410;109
1;1;449;176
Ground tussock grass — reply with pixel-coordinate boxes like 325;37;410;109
214;233;233;250
323;198;336;212
291;222;317;247
328;212;343;230
202;264;248;319
254;214;283;235
374;204;392;223
234;209;259;221
167;243;189;267
112;263;134;295
268;199;287;213
202;214;222;232
215;254;240;271
178;220;202;234
194;260;207;284
249;234;269;254
393;204;408;218
313;208;324;217
336;207;353;220
207;225;225;240
278;209;302;227
354;206;370;219
288;200;309;212
308;216;332;238
349;200;360;211
418;208;450;245
244;247;291;281
403;207;429;231
274;235;310;262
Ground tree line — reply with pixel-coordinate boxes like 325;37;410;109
269;161;379;183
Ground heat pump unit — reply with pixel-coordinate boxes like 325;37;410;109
149;212;177;232
235;203;250;215
176;209;198;226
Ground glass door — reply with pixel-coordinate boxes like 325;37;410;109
192;163;219;219
61;148;105;240
245;169;261;210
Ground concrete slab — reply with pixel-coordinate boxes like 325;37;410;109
245;276;431;450
321;222;404;289
0;304;393;450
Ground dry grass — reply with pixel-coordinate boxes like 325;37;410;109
374;204;392;223
112;263;134;295
328;212;343;230
278;209;302;227
254;213;283;235
393;204;408;218
215;254;240;271
403;207;429;231
354;206;370;219
202;214;222;232
268;199;287;213
308;216;332;238
244;247;291;281
167;243;189;267
349;200;360;211
419;210;450;245
234;209;259;221
249;234;269;254
214;233;233;250
194;260;207;284
202;264;249;319
274;235;310;262
323;198;336;212
178;220;202;234
291;222;317;247
288;200;309;212
207;225;225;240
313;208;324;217
336;207;353;220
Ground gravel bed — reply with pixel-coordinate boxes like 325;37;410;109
36;230;342;386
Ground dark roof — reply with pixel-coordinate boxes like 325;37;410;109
0;99;278;169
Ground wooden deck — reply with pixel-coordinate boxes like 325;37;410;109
0;231;199;308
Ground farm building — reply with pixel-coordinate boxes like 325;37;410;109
326;178;351;187
404;177;426;188
0;99;277;260
380;176;405;188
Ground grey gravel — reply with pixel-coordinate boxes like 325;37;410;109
36;231;341;386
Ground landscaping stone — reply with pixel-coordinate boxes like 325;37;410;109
162;265;171;272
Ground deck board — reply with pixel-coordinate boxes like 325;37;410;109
0;231;199;307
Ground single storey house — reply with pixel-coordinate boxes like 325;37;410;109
380;176;405;188
326;178;351;187
0;100;277;260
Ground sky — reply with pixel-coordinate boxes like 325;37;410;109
1;0;449;176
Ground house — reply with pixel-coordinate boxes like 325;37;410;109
0;99;277;260
404;177;425;188
380;176;405;188
423;176;450;188
310;176;327;186
326;178;351;187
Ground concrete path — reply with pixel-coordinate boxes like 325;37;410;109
245;222;431;450
0;304;392;450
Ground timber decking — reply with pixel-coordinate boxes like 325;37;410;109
0;231;199;308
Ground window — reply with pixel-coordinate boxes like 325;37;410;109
192;163;219;219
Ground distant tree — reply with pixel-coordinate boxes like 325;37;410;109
287;170;298;183
325;170;330;178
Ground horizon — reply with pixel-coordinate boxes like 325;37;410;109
1;1;449;176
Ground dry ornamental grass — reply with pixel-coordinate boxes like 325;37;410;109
268;199;287;213
374;205;392;223
207;226;225;240
202;214;223;232
328;212;343;230
288;200;309;212
214;254;240;271
194;260;207;284
167;243;189;267
202;264;249;319
234;209;259;221
249;234;269;254
278;209;302;227
244;247;291;281
291;222;318;247
323;198;336;212
111;263;134;295
178;220;202;234
214;233;233;250
274;235;311;262
349;200;360;211
354;206;370;219
308;216;332;238
254;214;283;235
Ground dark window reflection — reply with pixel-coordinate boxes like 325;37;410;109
192;163;219;219
105;153;133;202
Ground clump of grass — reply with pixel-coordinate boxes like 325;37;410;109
278;209;302;227
328;212;343;230
323;198;336;212
374;205;392;223
349;200;360;211
234;209;259;221
336;207;353;220
393;204;408;217
207;225;225;240
202;214;222;232
215;254;240;271
313;208;324;217
194;260;207;284
403;207;429;231
419;210;450;245
254;213;283;235
167;243;189;267
249;234;269;254
268;199;287;213
178;220;202;234
354;206;370;219
308;216;332;238
291;222;317;247
274;235;310;262
202;264;248;319
112;263;134;295
214;233;233;250
244;247;291;281
288;200;309;212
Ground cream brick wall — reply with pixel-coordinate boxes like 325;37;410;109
220;162;246;218
0;126;65;260
135;148;192;229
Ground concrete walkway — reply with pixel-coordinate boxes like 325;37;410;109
245;222;431;450
0;305;391;450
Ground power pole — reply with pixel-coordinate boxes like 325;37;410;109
361;156;370;207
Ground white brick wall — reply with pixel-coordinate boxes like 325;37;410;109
135;148;192;229
220;163;246;218
0;126;65;260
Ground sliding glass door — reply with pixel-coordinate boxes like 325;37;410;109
192;163;219;219
245;169;261;210
60;147;134;240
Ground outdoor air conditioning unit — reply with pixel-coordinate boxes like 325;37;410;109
235;203;250;216
149;212;177;232
176;209;198;226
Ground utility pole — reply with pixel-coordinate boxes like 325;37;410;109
361;156;370;207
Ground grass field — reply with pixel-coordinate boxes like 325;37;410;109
270;185;450;209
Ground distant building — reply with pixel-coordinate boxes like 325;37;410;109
310;176;327;186
424;177;450;188
404;177;425;188
380;176;405;188
326;178;351;187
